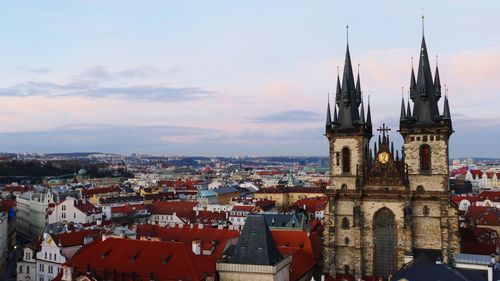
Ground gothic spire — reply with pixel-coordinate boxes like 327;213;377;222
337;37;360;128
366;96;372;126
325;94;332;133
359;96;365;123
411;33;440;123
333;101;338;124
443;93;451;120
356;65;362;104
400;96;406;121
335;72;341;103
409;64;417;100
434;57;442;101
407;99;412;117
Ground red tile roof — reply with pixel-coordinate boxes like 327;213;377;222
292;196;328;213
111;203;147;214
74;199;101;215
65;237;215;281
451;195;477;206
51;230;101;248
478;191;500;202
136;224;239;258
450;166;469;177
81;186;122;198
150;201;197;216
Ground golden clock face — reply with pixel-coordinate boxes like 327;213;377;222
377;152;389;164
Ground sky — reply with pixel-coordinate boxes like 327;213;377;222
0;1;499;157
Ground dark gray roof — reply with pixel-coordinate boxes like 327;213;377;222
213;185;240;195
392;252;473;281
262;213;305;229
228;215;282;265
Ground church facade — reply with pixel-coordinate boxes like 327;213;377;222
323;32;460;279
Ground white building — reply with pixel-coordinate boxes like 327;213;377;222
47;197;102;225
17;244;37;281
36;231;97;281
16;190;54;240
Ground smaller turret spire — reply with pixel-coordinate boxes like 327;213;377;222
325;93;332;132
333;99;338;124
359;94;365;123
443;85;451;119
335;72;341;104
410;61;417;100
366;95;372;126
434;55;442;101
356;64;362;104
400;87;406;121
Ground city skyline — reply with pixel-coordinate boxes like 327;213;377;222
0;1;499;157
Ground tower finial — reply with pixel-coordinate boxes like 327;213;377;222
401;86;404;98
436;54;439;66
445;84;448;97
421;8;425;37
411;57;414;68
346;23;349;45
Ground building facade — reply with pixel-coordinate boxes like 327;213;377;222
16;190;54;241
323;32;460;279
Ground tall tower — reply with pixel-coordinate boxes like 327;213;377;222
399;34;453;192
324;33;372;278
323;24;459;280
325;40;373;192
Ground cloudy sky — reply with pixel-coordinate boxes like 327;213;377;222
0;1;499;157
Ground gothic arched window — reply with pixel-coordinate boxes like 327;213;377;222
419;144;431;172
341;217;350;229
342;147;351;174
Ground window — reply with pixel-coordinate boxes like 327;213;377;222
40;277;44;281
342;147;351;173
73;213;76;218
48;265;53;274
44;252;47;259
62;205;66;211
39;263;44;272
62;212;66;219
27;266;30;274
344;237;350;245
423;205;430;216
341;217;350;229
419;144;431;171
19;265;23;273
49;253;52;260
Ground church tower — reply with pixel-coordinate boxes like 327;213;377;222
323;25;459;280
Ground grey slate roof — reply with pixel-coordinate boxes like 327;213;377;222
392;252;473;281
228;215;282;265
262;213;305;229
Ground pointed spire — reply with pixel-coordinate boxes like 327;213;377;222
400;87;406;121
325;94;332;133
366;95;372;126
411;23;440;123
407;98;412;118
338;32;359;127
333;102;338;124
335;70;341;103
374;142;378;155
359;94;365;123
356;64;362;104
391;141;394;155
434;55;442;101
443;86;451;120
410;59;417;100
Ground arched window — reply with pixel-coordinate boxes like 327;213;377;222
342;147;351;173
341;217;350;229
344;237;350;245
420;144;431;172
